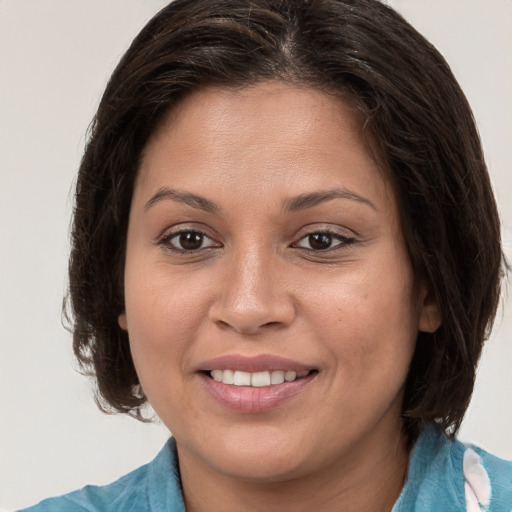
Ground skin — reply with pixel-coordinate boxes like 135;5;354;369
119;82;441;512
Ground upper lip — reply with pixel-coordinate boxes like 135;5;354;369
197;354;315;373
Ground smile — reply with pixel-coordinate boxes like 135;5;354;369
197;355;319;412
209;369;312;387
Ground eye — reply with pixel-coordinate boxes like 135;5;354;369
295;231;355;251
161;230;220;252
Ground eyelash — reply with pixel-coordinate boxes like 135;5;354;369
158;228;357;254
158;230;220;254
293;230;357;252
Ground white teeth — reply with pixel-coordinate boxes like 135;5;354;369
211;370;223;382
233;371;251;386
209;369;311;386
270;370;285;385
251;371;271;387
222;369;234;384
284;371;297;381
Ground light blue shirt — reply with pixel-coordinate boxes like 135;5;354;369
19;427;512;511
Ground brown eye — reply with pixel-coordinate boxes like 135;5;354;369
295;231;356;251
162;230;219;252
308;233;333;250
179;232;204;250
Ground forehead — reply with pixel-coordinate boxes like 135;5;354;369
136;82;393;213
145;82;367;157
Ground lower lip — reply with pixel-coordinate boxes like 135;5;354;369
198;373;317;413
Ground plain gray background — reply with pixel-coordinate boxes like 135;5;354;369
1;1;511;509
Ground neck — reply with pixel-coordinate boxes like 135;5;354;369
177;426;410;512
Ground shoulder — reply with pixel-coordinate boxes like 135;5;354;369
18;461;151;512
393;427;512;512
17;439;185;512
463;442;512;512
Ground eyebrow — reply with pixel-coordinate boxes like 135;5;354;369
144;187;221;214
283;188;376;212
144;186;376;214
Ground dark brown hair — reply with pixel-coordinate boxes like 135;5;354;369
68;0;503;441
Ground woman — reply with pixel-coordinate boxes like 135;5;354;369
20;0;511;510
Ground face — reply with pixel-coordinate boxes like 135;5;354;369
119;83;439;483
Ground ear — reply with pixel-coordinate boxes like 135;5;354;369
417;282;442;333
118;312;128;331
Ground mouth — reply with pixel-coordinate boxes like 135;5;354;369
205;369;318;387
197;355;319;413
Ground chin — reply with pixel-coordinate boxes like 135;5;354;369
181;425;315;482
213;450;310;483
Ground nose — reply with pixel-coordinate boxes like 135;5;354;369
208;245;296;335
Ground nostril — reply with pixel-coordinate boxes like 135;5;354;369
209;295;296;334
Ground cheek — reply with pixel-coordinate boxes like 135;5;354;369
123;263;209;379
126;258;208;328
308;257;419;366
